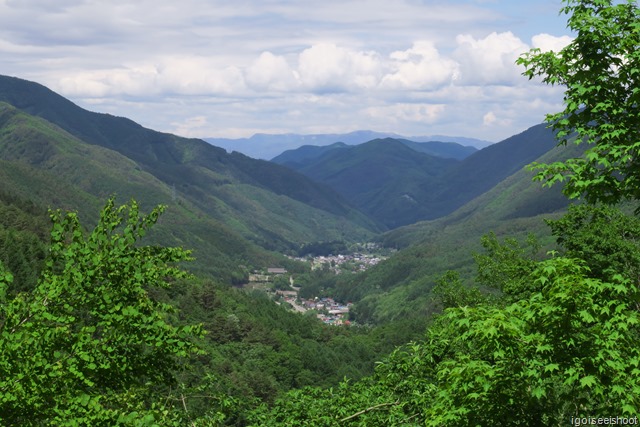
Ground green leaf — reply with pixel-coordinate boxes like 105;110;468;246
580;375;597;389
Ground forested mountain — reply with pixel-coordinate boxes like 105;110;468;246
432;122;559;217
394;139;477;160
0;76;380;278
277;138;460;228
0;79;409;424
0;190;411;426
270;142;351;167
273;126;557;228
271;138;476;167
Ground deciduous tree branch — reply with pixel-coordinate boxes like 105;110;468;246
339;400;400;423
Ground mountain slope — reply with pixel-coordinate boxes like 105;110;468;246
282;138;460;228
0;76;380;256
0;101;280;280
271;139;476;167
396;139;477;160
429;122;559;216
330;140;581;324
271;142;350;167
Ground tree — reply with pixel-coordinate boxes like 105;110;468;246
0;198;202;426
546;204;640;282
517;0;640;205
474;232;541;300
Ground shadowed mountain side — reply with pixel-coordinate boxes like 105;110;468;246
285;138;460;228
395;139;477;160
0;75;379;235
271;142;351;168
430;122;559;216
380;142;579;249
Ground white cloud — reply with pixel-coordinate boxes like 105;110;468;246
56;57;247;98
171;115;208;137
366;103;446;124
0;0;574;147
381;41;459;90
531;33;573;52
483;111;497;126
155;57;246;95
453;31;530;85
5;0;85;12
244;51;297;92
296;43;382;92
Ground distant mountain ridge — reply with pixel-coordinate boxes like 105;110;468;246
0;74;566;279
272;139;476;168
272;125;559;228
205;131;490;160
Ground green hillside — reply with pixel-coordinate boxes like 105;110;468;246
0;102;279;280
271;142;350;167
0;76;380;268
0;76;371;224
430;122;559;216
394;138;477;160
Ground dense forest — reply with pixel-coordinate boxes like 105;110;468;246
1;0;640;425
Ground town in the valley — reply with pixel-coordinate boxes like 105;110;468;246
245;249;389;325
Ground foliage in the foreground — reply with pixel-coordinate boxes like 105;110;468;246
547;203;640;282
0;196;405;425
249;252;640;426
0;198;202;426
518;0;640;205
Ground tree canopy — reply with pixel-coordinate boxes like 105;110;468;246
0;199;202;426
517;0;640;205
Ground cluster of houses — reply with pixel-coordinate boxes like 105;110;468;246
276;290;352;325
309;253;384;274
246;250;388;325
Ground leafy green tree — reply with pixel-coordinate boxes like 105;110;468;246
518;0;640;205
0;198;202;426
474;232;541;300
416;257;640;425
547;203;640;282
432;270;484;309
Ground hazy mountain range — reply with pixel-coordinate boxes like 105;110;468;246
205;131;492;160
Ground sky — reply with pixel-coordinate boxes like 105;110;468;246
0;0;574;144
